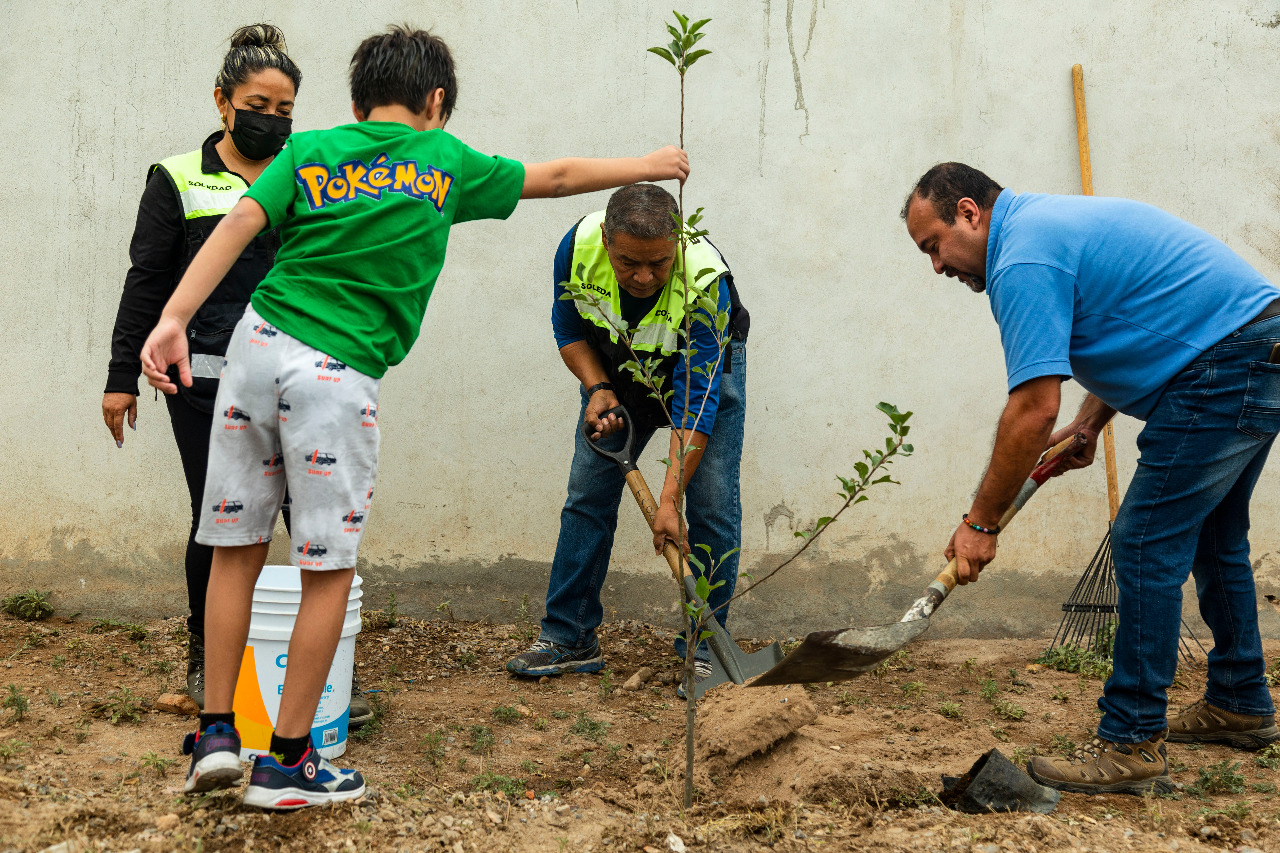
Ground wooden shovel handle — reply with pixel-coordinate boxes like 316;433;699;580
624;469;688;581
931;433;1085;595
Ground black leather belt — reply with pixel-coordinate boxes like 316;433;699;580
1243;297;1280;329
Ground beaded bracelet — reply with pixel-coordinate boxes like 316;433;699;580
962;513;1001;535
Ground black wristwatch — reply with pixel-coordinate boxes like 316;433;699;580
585;382;614;397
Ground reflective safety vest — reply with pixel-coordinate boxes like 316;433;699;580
567;211;729;427
151;148;277;411
568;211;728;355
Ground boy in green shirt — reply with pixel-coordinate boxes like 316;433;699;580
140;25;689;810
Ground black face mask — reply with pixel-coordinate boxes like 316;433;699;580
229;108;292;161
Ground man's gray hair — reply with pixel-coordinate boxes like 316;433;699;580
603;184;679;241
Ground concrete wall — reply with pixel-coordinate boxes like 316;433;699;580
5;0;1280;643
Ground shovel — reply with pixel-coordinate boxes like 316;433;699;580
581;403;784;698
750;432;1088;686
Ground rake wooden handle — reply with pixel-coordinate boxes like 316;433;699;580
624;469;689;582
1074;63;1122;522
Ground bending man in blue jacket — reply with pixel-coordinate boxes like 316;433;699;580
506;184;749;696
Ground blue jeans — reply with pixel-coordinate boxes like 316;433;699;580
539;343;747;662
1100;315;1280;743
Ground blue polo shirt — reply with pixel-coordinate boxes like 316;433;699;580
986;189;1279;419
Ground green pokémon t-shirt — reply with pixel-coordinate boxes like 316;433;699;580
245;122;525;377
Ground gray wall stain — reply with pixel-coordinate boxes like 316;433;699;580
784;0;811;139
762;501;796;551
757;0;772;176
804;0;821;59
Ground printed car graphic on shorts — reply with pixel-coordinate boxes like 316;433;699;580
342;510;365;524
304;449;337;465
223;406;251;422
296;542;327;557
277;398;291;412
253;321;278;337
210;499;243;514
360;404;378;418
315;357;347;371
263;452;283;468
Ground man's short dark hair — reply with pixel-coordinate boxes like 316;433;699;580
350;25;457;120
901;162;1003;224
603;184;679;242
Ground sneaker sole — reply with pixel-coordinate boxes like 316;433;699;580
184;753;243;794
1026;766;1174;796
1168;724;1280;750
506;655;604;677
242;780;366;810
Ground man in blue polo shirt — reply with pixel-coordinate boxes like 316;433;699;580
903;162;1280;795
505;183;750;696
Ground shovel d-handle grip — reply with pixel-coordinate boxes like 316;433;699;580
580;404;637;472
624;469;690;582
902;432;1088;622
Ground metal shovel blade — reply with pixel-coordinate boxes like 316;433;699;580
749;619;930;686
693;640;785;698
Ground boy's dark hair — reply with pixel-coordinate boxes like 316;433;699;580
901;162;1003;224
603;184;679;242
350;25;458;120
216;24;302;98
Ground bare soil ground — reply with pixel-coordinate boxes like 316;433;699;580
0;610;1278;852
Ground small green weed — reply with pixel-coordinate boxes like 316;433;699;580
1;590;53;621
900;681;925;700
50;655;66;670
1034;644;1112;679
836;690;869;707
471;771;524;797
0;739;29;760
992;699;1025;721
598;669;614;698
458;651;477;667
1187;760;1245;796
1049;734;1075;756
569;710;610;743
4;685;30;720
139;751;175;776
1251;781;1276;793
938;701;962;719
44;689;61;708
979;679;999;701
469;724;495;754
491;705;521;724
532;717;548;731
93;687;145;724
1255;743;1280;770
551;710;569;720
89;619;147;642
421;728;446;769
519;759;537;774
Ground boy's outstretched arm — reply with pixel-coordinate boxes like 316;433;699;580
521;146;688;199
139;198;268;394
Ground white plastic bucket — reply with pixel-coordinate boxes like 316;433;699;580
232;565;362;760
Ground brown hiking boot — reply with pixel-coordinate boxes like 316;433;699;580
1167;698;1279;750
1026;731;1173;796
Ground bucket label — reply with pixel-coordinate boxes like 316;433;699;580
322;727;339;746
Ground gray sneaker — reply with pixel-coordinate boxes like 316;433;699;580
186;634;205;710
676;660;714;700
349;679;373;731
505;639;604;676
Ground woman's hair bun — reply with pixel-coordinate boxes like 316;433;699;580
229;23;287;52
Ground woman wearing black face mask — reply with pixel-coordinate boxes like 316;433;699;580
100;24;313;712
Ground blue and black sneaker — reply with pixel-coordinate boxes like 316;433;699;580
181;722;243;793
505;638;604;676
242;745;365;810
